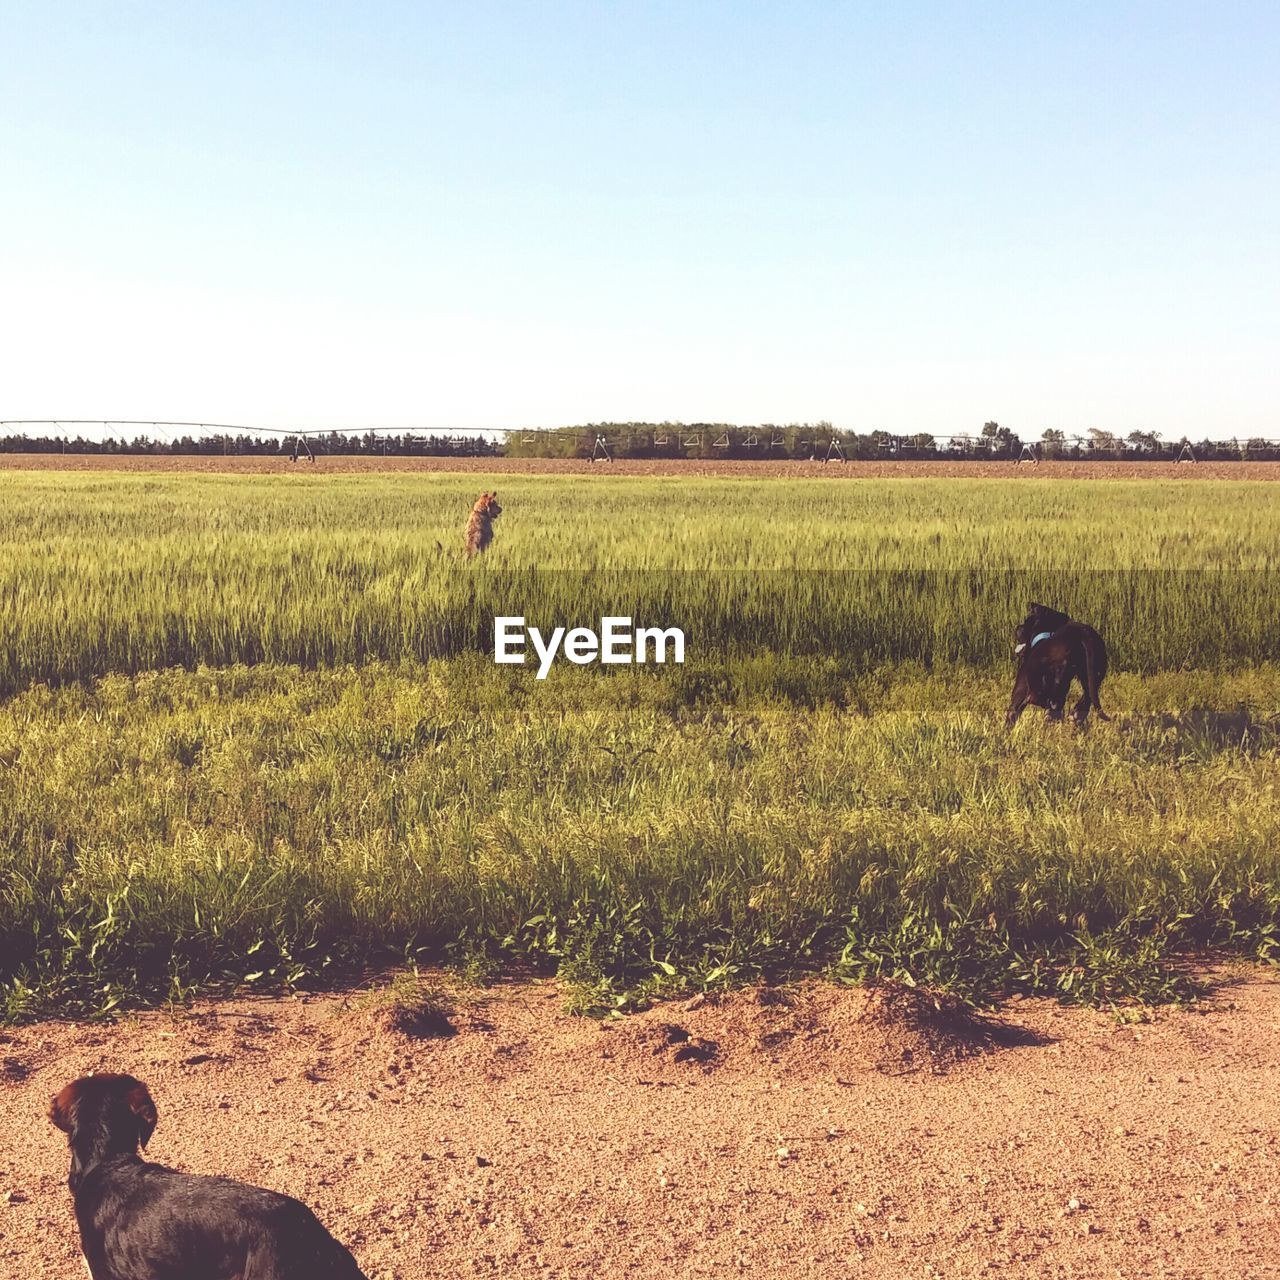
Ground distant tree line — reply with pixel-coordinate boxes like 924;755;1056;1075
504;422;1280;462
0;431;500;457
3;423;1278;461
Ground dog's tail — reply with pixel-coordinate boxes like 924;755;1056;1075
1083;632;1110;721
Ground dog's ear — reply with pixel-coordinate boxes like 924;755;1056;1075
48;1084;77;1134
126;1081;158;1149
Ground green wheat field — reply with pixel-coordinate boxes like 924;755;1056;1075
3;470;1279;1016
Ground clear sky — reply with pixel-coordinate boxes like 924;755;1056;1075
2;2;1276;438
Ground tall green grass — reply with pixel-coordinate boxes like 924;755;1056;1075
5;472;1280;692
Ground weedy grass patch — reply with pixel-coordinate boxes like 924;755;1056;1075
1;660;1278;1017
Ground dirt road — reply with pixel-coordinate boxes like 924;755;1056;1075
2;974;1277;1279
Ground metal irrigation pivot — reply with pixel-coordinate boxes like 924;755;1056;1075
290;434;316;463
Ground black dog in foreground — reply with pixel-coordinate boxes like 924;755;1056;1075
1006;603;1110;729
50;1074;367;1280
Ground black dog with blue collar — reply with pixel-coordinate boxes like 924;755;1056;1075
1007;603;1111;728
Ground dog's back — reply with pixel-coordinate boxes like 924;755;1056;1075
51;1074;367;1280
1047;620;1108;691
76;1156;366;1280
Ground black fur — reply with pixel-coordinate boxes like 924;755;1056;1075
50;1074;367;1280
1006;602;1110;729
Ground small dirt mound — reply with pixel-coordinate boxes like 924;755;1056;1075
375;984;459;1040
579;982;1038;1080
384;1001;457;1040
662;1024;718;1063
593;1017;719;1073
855;983;1029;1074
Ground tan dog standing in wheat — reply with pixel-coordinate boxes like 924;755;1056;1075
464;491;502;557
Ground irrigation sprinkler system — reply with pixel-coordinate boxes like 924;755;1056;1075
4;421;1278;466
0;420;494;464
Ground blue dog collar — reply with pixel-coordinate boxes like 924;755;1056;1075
1030;631;1052;649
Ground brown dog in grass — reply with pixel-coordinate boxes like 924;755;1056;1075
464;491;502;557
1006;602;1110;729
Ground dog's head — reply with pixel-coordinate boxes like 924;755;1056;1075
1013;602;1070;656
472;491;502;519
50;1074;158;1156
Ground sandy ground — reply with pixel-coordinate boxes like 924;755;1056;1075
2;973;1278;1279
4;454;1280;479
